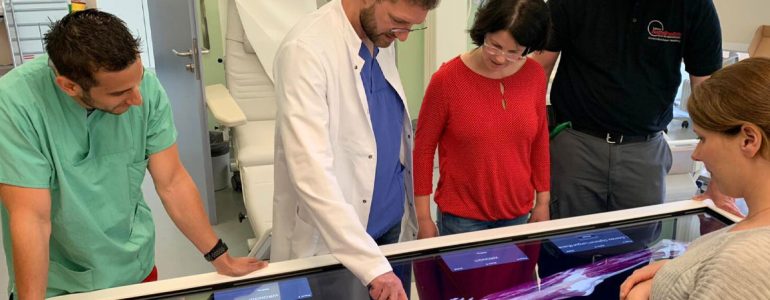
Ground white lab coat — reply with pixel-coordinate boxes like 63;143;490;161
271;0;417;285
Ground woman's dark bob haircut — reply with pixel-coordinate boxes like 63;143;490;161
469;0;550;55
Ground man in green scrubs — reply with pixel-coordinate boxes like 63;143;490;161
0;10;266;299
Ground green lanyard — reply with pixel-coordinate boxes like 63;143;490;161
549;121;572;140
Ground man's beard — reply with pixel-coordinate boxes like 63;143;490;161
79;91;126;115
360;4;395;48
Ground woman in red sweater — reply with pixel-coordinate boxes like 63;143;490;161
413;0;551;238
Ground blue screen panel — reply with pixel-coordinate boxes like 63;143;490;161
441;243;529;272
213;277;312;300
549;228;634;254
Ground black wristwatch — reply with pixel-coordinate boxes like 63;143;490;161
204;239;229;262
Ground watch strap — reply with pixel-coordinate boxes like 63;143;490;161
204;239;228;262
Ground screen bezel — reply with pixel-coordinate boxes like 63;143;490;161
121;205;734;300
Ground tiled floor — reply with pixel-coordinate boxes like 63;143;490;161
210;187;258;257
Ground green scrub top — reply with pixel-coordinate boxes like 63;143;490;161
0;56;177;297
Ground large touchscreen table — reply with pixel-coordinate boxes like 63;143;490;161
51;201;738;300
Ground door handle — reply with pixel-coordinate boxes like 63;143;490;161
172;48;210;57
172;49;192;57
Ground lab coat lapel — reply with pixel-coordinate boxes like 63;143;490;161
340;7;374;135
378;48;409;120
352;55;373;134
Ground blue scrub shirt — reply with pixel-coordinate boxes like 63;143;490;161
358;44;406;239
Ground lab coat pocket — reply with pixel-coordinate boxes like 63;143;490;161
48;260;94;294
289;207;321;258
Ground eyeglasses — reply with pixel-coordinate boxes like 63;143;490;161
387;26;428;35
482;41;529;62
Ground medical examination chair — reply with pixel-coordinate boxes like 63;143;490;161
205;0;317;259
205;0;276;260
664;137;699;201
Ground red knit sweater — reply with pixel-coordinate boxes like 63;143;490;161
413;56;550;221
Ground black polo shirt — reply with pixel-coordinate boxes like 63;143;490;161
546;0;722;135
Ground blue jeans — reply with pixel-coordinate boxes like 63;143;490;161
438;212;530;236
374;221;402;246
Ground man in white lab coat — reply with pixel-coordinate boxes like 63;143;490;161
272;0;439;299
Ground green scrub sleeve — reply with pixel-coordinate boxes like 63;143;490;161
143;71;178;156
0;95;52;188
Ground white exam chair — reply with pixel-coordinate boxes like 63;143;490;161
206;84;274;259
205;0;276;260
664;134;699;202
206;0;317;259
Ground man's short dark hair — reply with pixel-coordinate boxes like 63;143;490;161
469;0;549;54
44;9;141;91
382;0;440;10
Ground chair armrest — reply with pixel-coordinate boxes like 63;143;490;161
205;84;248;127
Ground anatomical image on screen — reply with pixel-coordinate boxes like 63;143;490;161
412;213;728;300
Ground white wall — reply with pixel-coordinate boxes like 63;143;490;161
424;0;770;64
218;0;228;51
425;1;470;76
714;0;770;51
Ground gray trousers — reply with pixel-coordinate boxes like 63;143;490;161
550;128;672;219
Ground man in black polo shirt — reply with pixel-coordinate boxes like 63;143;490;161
531;2;735;296
532;0;735;219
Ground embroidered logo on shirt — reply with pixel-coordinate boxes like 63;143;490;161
647;20;682;43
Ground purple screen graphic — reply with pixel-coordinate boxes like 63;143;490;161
481;240;690;300
440;243;529;272
549;228;633;254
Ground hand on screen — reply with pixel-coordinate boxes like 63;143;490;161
212;253;268;276
619;260;668;299
369;272;407;300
